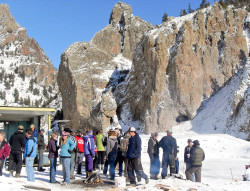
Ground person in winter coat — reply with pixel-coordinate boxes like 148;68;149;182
60;131;76;185
127;127;149;186
95;129;106;171
30;124;38;139
24;128;37;182
243;165;250;181
114;127;124;177
185;140;205;182
75;131;84;174
159;130;177;178
147;132;160;180
93;131;99;171
0;131;10;176
105;130;118;180
8;125;25;178
83;129;95;178
184;139;195;181
64;128;77;179
48;132;59;183
120;131;131;180
37;129;46;172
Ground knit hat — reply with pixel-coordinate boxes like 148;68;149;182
193;140;200;146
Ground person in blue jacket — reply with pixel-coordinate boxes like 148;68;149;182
127;127;149;186
60;131;76;185
83;129;95;178
24;128;37;182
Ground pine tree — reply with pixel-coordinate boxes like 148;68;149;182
14;88;19;103
162;12;168;23
200;0;210;9
188;3;194;13
180;9;188;16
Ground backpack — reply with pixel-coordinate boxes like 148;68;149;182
102;136;107;147
120;136;129;153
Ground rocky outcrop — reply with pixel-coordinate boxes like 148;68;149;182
0;4;57;107
116;3;249;133
58;2;152;130
58;2;249;135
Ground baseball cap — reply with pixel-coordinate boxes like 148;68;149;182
129;127;136;132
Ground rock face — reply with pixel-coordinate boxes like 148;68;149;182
0;4;57;107
58;2;152;130
58;2;249;136
115;3;249;134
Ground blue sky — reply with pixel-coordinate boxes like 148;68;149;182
0;0;214;69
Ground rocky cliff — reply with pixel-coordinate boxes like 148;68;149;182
58;2;249;136
0;4;58;107
116;2;249;134
58;2;152;130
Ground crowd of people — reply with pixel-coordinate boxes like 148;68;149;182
0;124;209;186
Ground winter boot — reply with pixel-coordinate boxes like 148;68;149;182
86;172;90;179
15;173;21;178
9;170;14;177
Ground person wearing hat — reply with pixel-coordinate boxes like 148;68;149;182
159;129;177;178
127;127;149;186
24;128;37;182
37;129;46;172
147;132;160;180
185;140;205;182
8;125;25;178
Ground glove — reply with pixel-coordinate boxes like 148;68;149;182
68;149;72;154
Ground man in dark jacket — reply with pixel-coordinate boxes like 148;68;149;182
147;132;160;180
159;130;177;178
185;140;205;182
37;129;46;171
8;125;25;177
127;127;149;186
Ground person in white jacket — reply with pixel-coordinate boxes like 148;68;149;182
243;165;250;181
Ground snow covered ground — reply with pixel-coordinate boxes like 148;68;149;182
1;122;250;191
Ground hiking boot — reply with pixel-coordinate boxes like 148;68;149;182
38;168;46;172
15;173;21;178
130;182;136;187
9;170;14;177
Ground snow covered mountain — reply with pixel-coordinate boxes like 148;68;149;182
0;4;58;107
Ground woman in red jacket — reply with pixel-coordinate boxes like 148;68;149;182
0;131;10;176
